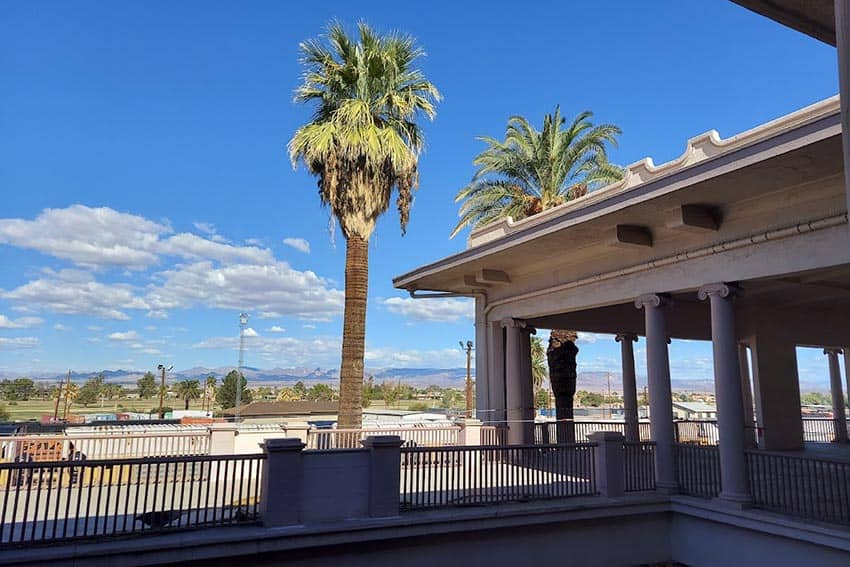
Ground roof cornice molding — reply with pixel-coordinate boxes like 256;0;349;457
466;96;841;249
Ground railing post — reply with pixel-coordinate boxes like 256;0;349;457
283;421;311;444
208;423;238;455
458;419;482;446
260;438;305;527
362;435;403;518
588;431;625;498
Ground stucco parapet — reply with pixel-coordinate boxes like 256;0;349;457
467;95;840;249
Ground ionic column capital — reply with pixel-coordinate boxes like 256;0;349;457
697;282;741;301
500;317;527;329
615;333;638;343
635;293;671;310
824;347;845;356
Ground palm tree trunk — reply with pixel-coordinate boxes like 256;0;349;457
337;234;368;430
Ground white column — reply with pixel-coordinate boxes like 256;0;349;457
487;322;506;426
503;318;533;445
738;343;756;449
825;348;849;443
635;294;676;492
616;333;639;443
836;0;850;214
698;283;750;505
844;350;850;421
474;296;489;420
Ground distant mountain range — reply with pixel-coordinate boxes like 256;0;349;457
0;367;829;393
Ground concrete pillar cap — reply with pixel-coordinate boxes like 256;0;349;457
587;431;625;442
262;438;306;452
361;435;404;448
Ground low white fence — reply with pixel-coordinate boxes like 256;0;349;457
1;432;211;462
305;426;460;450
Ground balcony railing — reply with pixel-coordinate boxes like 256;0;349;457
0;453;264;546
0;432;211;462
533;421;652;444
306;426;460;450
674;443;721;498
747;450;850;525
400;443;596;510
624;442;656;492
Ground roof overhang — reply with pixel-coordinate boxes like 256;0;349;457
393;97;843;295
730;0;835;45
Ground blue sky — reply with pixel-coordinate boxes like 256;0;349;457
0;1;841;386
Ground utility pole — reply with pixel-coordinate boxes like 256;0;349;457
236;313;249;422
62;370;72;419
460;340;474;418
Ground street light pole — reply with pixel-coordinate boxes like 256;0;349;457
236;313;249;422
460;340;474;418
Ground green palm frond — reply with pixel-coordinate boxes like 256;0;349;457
452;107;623;238
289;21;441;239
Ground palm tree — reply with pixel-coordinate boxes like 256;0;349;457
530;336;547;391
175;379;202;411
204;375;217;412
451;107;622;238
289;22;440;429
62;383;79;419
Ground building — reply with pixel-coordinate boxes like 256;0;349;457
671;402;718;420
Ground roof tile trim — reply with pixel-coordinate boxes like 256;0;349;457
466;95;841;248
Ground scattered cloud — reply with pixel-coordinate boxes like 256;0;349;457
108;330;139;341
0;314;43;329
382;296;473;323
193;334;342;367
268;326;285;333
0;337;39;350
53;323;69;331
243;327;259;338
283;237;310;254
364;346;467;368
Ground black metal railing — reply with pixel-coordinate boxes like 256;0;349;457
624;442;656;492
400;444;596;510
747;450;850;525
0;453;265;546
674;443;721;498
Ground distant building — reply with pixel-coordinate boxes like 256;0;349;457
671;401;717;420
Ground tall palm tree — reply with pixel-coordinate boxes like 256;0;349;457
289;22;440;429
204;375;217;412
530;336;547;391
451;107;622;238
175;379;202;411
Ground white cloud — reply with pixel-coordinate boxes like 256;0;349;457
2;269;149;320
268;326;285;333
145;261;344;321
0;205;167;269
364;346;467;368
0;314;43;329
283;237;311;254
0;337;39;350
53;323;69;331
158;233;273;265
193;222;216;235
244;238;263;246
243;327;259;337
383;296;474;323
193;334;342;367
108;330;139;341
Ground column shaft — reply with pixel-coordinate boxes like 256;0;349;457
700;284;750;504
636;295;675;491
738;344;756;449
836;0;850;214
503;319;533;445
487;323;506;426
617;334;639;443
826;349;848;443
474;297;489;420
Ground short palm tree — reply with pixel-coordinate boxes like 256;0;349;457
451;107;622;238
204;375;217;412
289;21;440;428
175;379;202;411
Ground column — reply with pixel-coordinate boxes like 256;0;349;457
749;331;804;450
487;322;506;426
844;350;850;418
836;0;850;214
503;318;533;445
825;348;848;443
362;435;404;518
698;283;750;505
616;333;639;443
474;296;489;420
635;294;676;492
260;438;305;527
738;343;757;449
